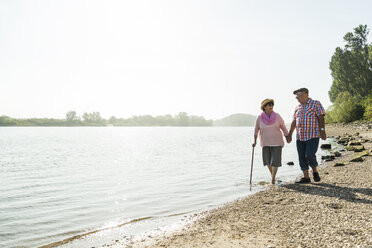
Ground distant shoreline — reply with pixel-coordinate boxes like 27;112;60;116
0;113;257;127
0;125;256;127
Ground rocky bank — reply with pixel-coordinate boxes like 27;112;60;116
108;124;372;248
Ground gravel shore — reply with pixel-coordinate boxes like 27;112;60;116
121;125;372;248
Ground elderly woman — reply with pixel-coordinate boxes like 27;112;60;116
252;99;289;185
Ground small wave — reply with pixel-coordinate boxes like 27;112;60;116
38;216;153;248
38;212;193;248
163;212;190;218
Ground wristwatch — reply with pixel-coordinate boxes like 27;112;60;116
320;128;325;131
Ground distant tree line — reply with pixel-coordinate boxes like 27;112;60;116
0;112;257;127
107;112;213;126
0;111;212;126
326;24;372;123
213;113;256;126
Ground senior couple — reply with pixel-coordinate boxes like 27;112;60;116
252;88;326;185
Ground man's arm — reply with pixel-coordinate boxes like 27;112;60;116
286;120;296;143
318;115;326;140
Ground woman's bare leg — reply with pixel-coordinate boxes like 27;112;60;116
267;165;272;175
271;166;278;184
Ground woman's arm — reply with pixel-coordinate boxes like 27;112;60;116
278;114;289;136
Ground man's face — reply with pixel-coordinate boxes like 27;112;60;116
295;91;308;104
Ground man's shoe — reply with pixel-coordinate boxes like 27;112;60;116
295;177;311;184
313;172;321;182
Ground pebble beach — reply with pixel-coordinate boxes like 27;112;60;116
119;124;372;248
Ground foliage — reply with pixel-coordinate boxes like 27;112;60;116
65;111;82;126
108;112;212;126
66;111;79;121
361;93;372;121
325;92;364;123
0;116;17;126
82;111;105;125
328;25;372;103
213;113;256;126
0;111;258;127
176;112;189;126
327;25;372;123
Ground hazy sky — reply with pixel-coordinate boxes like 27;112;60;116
1;0;371;121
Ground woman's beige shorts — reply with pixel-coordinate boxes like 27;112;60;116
262;146;282;167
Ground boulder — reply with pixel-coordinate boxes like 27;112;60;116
321;155;335;161
348;141;362;146
353;145;365;152
345;146;355;151
334;162;345;167
320;144;332;149
332;151;341;157
354;151;369;158
337;139;349;145
350;157;364;162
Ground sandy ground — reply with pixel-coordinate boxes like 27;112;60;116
121;125;372;248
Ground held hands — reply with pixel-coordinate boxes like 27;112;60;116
285;135;292;143
320;130;327;140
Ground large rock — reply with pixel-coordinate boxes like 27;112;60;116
345;145;365;152
320;144;332;149
353;151;369;158
353;145;365;152
321;155;335;161
337;138;349;145
350;157;364;162
348;141;362;146
332;151;341;157
345;146;356;151
334;162;346;167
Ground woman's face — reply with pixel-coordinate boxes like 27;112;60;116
264;102;274;112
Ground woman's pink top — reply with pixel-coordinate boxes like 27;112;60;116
254;113;289;147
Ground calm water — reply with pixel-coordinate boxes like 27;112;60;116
0;127;334;248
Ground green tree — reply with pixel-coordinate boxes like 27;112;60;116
82;111;105;125
188;115;213;126
176;112;189;126
361;93;372;121
66;111;79;121
325;92;364;123
329;25;372;102
155;114;176;126
108;116;117;124
0;116;17;126
213;114;256;126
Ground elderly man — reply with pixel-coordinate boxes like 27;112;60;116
287;88;326;183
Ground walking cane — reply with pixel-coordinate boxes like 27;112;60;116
249;146;255;191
